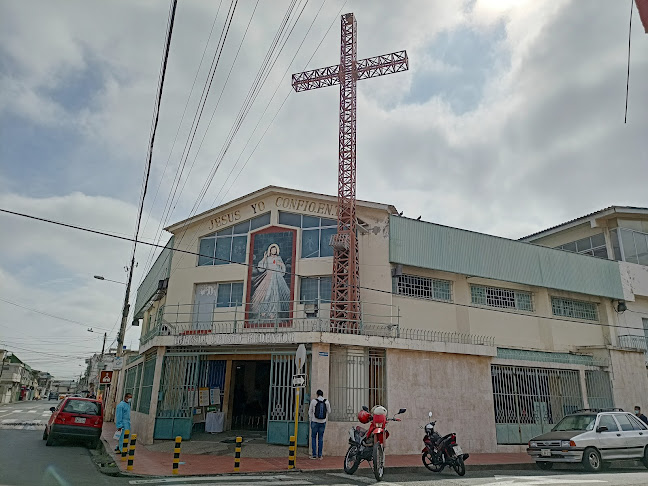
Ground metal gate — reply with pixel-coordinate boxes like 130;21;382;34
585;370;614;409
267;353;309;446
491;365;584;444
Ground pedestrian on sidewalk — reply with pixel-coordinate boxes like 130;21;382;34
308;389;330;460
635;406;648;424
114;393;132;453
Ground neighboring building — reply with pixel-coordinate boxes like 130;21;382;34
38;372;54;398
521;206;648;363
123;187;648;454
52;380;76;396
0;351;21;404
81;352;117;396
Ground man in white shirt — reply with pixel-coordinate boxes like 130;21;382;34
308;389;331;459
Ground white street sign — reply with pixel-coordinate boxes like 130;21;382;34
295;344;306;372
292;374;305;387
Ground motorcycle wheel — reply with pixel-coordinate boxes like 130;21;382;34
344;445;361;475
452;456;466;476
422;452;444;473
372;443;385;481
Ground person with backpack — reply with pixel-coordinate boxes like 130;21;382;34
308;389;331;459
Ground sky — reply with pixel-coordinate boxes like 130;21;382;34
0;0;647;378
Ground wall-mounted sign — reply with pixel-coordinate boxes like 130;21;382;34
99;371;113;384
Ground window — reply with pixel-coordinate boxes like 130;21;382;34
198;213;270;266
216;282;244;308
629;414;648;430
395;274;452;302
551;297;598;321
598;415;619;432
278;211;337;258
471;285;533;311
610;228;648;266
555;233;608;259
329;346;385;421
137;356;156;414
62;399;101;416
615;414;635;431
300;276;332;305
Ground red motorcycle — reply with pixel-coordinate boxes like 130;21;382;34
344;405;406;481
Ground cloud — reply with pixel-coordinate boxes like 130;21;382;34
1;0;647;376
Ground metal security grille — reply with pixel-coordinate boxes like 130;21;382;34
491;365;583;444
329;346;386;421
156;355;203;419
395;274;452;302
551;297;598;321
268;355;308;422
138;354;157;414
123;365;137;399
585;370;614;409
471;285;533;311
132;363;143;411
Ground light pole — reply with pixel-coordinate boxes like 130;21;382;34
94;275;127;285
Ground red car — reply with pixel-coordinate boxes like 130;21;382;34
43;396;103;448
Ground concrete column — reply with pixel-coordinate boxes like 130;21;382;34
147;346;166;419
578;369;590;409
310;343;330;398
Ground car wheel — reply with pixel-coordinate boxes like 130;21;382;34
536;461;553;470
642;446;648;469
42;428;48;440
88;438;100;450
582;447;602;472
45;433;56;447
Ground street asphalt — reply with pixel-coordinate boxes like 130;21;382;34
5;400;648;485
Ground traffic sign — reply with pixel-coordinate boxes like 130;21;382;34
295;344;306;372
100;371;113;384
292;374;306;387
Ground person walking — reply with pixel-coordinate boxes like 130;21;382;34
308;389;330;459
114;393;132;453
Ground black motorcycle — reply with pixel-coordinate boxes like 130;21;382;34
421;412;469;476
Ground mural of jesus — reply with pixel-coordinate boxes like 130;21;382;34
251;243;291;323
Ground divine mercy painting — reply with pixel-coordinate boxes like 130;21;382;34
247;228;296;326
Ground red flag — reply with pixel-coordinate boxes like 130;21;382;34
637;0;648;33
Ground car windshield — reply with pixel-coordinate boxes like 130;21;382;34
62;400;101;416
552;414;596;431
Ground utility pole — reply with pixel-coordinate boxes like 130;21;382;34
105;258;135;421
101;332;107;357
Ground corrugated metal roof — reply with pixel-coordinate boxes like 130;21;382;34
390;215;624;300
520;206;648;241
134;236;174;318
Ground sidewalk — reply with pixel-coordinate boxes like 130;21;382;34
101;426;533;477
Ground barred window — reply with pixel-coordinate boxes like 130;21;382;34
471;285;533;311
555;233;607;259
329;346;385;421
551;297;598;321
395;274;452;302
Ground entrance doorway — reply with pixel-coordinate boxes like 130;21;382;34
231;360;270;430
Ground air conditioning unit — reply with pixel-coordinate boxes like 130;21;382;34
157;278;169;290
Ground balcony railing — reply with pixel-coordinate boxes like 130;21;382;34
618;334;648;351
139;300;494;348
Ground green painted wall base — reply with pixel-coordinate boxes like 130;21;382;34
267;420;308;446
154;417;192;440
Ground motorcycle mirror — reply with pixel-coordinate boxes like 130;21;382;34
398;408;406;414
428;411;432;418
362;405;369;412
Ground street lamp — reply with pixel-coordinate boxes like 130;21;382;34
94;275;126;285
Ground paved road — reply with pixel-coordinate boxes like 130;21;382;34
4;401;648;485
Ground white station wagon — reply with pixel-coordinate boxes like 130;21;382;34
527;409;648;472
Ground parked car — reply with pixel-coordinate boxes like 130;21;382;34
43;396;103;448
48;392;58;400
527;408;648;472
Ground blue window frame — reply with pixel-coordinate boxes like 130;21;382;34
278;211;337;258
198;213;270;266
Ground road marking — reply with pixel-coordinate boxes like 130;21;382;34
129;475;297;484
483;476;608;485
27;410;37;413
327;473;373;484
2;419;18;424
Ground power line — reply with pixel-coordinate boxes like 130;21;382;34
625;0;634;123
146;0;239;272
2;206;645;334
0;297;111;331
139;0;226;279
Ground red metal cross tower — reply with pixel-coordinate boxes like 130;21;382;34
292;13;408;331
